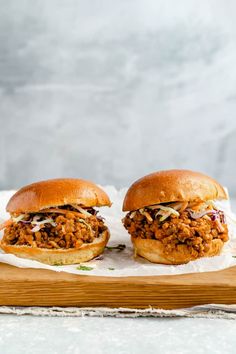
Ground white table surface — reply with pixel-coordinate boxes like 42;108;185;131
1;199;235;354
0;315;236;354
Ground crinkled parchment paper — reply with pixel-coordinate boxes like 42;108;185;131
0;187;236;277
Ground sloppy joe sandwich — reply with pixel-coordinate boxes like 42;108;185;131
0;178;111;265
122;170;229;265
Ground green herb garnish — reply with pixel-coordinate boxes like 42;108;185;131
105;244;126;252
77;265;94;271
108;267;115;271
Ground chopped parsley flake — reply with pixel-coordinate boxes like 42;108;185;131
77;265;94;271
106;244;126;252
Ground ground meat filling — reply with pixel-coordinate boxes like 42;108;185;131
123;207;229;258
3;206;108;249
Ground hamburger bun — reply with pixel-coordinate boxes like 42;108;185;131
0;229;110;265
1;178;111;265
131;236;224;265
7;178;111;214
123;169;227;211
123;169;228;265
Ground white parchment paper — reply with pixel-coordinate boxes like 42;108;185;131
0;187;236;277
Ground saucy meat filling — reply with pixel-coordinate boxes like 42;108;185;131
2;205;108;249
123;202;228;258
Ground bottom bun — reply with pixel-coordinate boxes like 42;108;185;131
131;236;224;265
0;230;110;265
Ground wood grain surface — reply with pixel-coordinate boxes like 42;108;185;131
0;263;236;309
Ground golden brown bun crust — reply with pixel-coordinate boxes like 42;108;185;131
123;169;227;211
7;178;111;213
0;230;109;265
131;236;224;265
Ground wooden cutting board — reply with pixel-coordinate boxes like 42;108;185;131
0;262;236;309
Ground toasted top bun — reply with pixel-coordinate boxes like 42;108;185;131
7;178;111;213
123;169;227;211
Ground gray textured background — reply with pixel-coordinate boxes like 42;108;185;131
1;0;236;194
